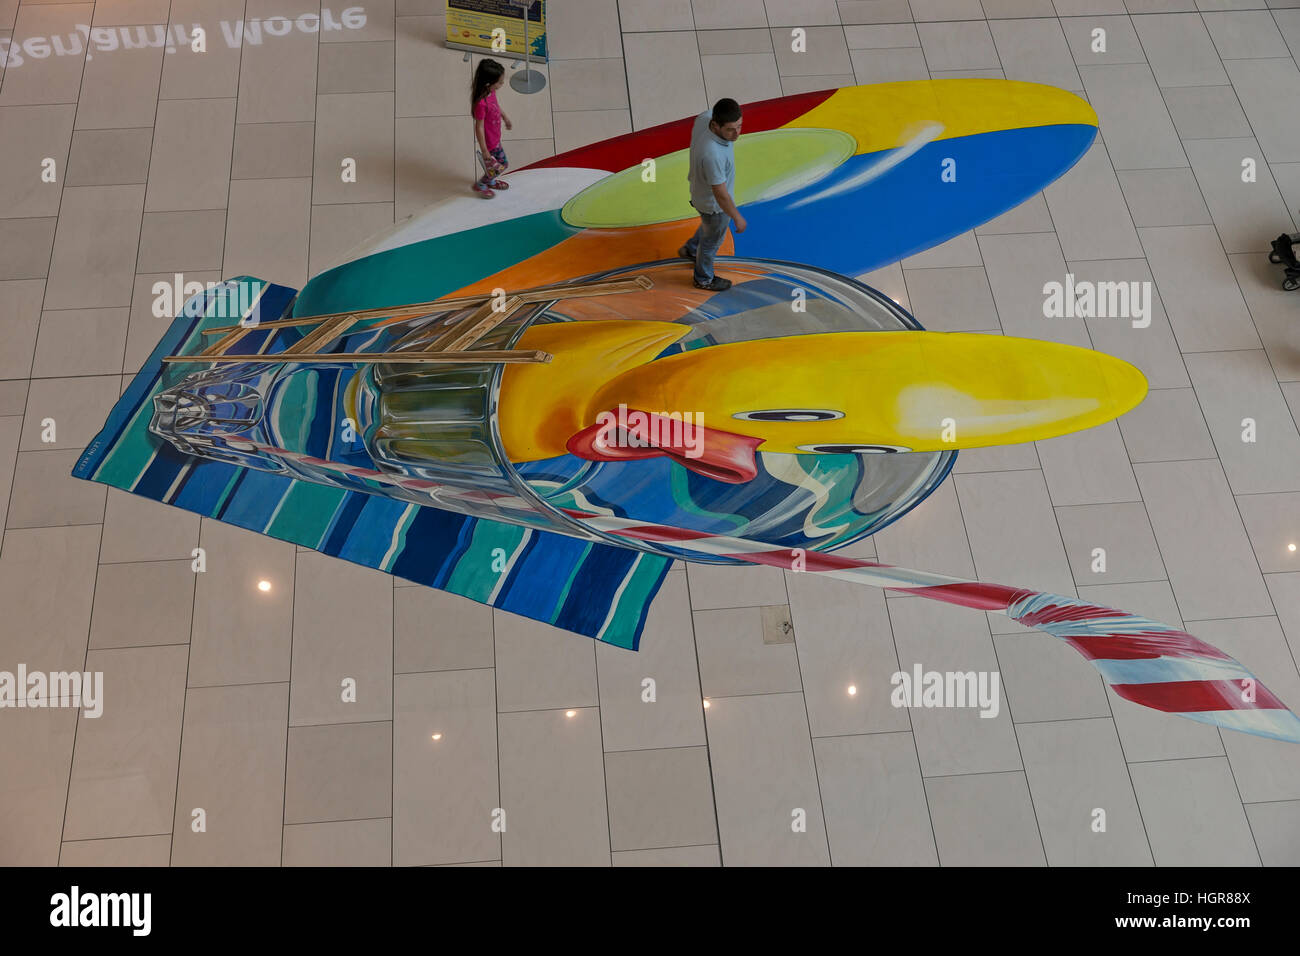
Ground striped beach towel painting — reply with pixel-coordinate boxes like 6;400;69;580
72;278;671;650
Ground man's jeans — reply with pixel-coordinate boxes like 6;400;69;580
684;210;730;284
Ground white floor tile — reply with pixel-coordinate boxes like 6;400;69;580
704;692;831;865
1129;757;1260;865
393;670;499;866
1037;422;1142;506
288;552;393;726
1132;12;1229;87
498;707;611;866
1118;388;1214;462
494;611;597;713
596;571;708;752
1245;800;1300;864
1078;63;1184;170
1044;142;1144;261
1018;718;1153;864
888;596;1024;775
925;771;1047;865
788;571;911;736
604;746;718;851
1139;224;1261;352
1136;459;1275;619
1183;350;1300;494
815;732;938;865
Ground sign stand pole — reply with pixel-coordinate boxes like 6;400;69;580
509;0;546;93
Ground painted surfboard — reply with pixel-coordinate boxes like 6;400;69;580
294;79;1098;318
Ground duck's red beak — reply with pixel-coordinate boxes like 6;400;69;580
566;408;763;483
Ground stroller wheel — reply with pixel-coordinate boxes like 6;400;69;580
1270;251;1283;264
1284;277;1299;292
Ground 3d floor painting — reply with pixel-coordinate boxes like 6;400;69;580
73;80;1300;767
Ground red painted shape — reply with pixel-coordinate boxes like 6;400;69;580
889;581;1033;611
1010;599;1236;661
1015;602;1123;626
566;409;763;483
618;524;714;544
1063;631;1235;662
724;549;887;572
520;89;837;173
1111;679;1286;713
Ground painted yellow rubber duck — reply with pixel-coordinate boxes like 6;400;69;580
498;320;1147;482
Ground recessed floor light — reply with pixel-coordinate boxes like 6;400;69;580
257;579;271;592
848;685;857;696
431;733;442;741
565;710;576;718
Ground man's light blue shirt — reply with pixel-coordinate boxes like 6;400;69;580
687;110;734;215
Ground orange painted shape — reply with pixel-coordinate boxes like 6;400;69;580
446;220;736;298
549;263;771;324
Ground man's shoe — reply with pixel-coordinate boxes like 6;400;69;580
693;277;732;292
677;245;693;259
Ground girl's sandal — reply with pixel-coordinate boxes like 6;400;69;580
473;184;495;198
489;179;510;190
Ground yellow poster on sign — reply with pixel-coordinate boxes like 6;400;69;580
446;0;547;60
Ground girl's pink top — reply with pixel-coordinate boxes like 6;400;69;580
472;91;503;151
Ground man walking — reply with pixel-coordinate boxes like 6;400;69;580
679;98;746;292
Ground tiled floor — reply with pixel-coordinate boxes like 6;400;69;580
1;0;1299;867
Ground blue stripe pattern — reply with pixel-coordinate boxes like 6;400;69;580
72;278;671;650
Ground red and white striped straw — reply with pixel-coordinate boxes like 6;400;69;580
228;436;1300;743
564;508;1300;744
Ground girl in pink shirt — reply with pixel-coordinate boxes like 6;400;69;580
471;59;513;198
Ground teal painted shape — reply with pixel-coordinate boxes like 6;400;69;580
292;209;579;317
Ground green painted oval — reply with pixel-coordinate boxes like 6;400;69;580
293;210;579;318
560;127;858;228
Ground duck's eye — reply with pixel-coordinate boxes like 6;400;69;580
796;443;911;454
733;409;844;422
